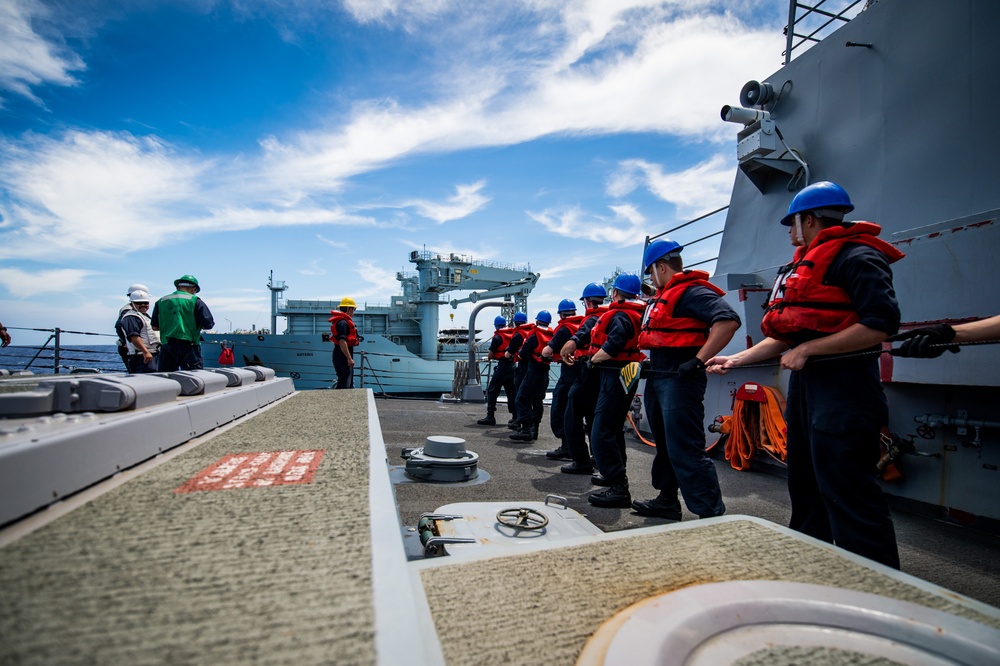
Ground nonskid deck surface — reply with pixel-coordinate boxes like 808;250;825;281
0;390;377;665
377;396;1000;608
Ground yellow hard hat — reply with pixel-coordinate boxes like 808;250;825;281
339;297;357;309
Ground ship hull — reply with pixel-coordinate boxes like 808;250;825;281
202;333;460;394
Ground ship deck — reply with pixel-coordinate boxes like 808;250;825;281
1;390;998;664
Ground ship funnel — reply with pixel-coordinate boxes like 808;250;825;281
740;80;775;108
721;105;770;125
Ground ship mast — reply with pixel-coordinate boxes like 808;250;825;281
267;270;288;335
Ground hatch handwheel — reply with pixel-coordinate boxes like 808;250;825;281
496;507;549;530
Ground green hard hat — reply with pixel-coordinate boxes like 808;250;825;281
174;274;201;293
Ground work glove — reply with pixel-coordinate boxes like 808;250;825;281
677;357;706;379
888;324;958;358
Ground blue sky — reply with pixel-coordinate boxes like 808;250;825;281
1;0;795;345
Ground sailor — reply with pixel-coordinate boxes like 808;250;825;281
557;283;609;476
118;290;161;373
889;314;1000;357
708;181;904;568
583;273;647;508
0;321;10;347
477;315;517;426
115;283;149;369
539;299;584;459
151;275;215;372
632;239;740;520
328;297;359;389
506;311;534;430
509;311;554;442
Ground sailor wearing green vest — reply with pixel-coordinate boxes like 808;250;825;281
151;274;215;372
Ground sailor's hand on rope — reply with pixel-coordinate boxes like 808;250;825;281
561;340;577;364
706;355;737;375
888;324;958;358
677;357;707;379
779;345;811;371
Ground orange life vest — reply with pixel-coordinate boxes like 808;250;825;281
490;327;517;359
639;270;726;349
547;315;586;364
589;301;647;362
529;326;556;363
512;323;535;360
761;222;904;343
328;310;360;347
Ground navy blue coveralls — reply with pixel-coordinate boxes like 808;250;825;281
783;244;901;569
588;310;639;487
644;287;740;518
484;330;516;418
546;325;579;441
332;318;355;389
564;315;602;466
512;333;549;431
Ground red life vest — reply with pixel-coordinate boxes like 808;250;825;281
490;327;517;359
328;310;360;347
589;301;647;362
547;315;586;364
512;323;535;360
639;270;726;349
218;346;235;366
530;326;556;363
761;222;905;343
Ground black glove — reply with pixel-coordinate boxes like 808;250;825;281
677;357;706;379
888;324;958;358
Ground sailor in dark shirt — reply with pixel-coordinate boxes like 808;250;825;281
709;181;903;568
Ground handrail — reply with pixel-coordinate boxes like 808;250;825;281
0;327;122;374
643;205;728;275
783;0;864;65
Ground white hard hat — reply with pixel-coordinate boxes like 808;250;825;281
129;290;152;303
128;283;149;296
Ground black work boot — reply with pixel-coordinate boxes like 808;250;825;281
590;474;611;487
476;414;497;426
631;495;683;521
560;461;594;474
588;484;631;508
507;419;521;430
546;446;572;460
509;427;533;442
529;425;539;441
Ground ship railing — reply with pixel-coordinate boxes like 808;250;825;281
644;204;728;273
0;326;123;375
783;0;865;65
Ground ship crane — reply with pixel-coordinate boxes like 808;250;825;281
405;250;540;359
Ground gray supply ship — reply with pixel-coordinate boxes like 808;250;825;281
201;253;540;393
3;2;999;664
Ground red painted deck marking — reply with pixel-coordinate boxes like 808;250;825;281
174;449;326;493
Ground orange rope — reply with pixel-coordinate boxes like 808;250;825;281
722;385;788;470
626;413;657;447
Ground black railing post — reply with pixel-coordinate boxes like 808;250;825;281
54;328;61;374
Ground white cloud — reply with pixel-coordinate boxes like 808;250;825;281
352;259;401;302
0;266;93;297
607;153;735;215
0;2;777;260
528;203;647;246
0;0;84;105
401;180;490;223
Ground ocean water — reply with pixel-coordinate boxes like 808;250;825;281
0;344;125;374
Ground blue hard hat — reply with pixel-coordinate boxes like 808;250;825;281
557;298;577;313
642;238;683;274
493;315;507;328
612;272;641;297
780;181;855;226
535;310;552;325
580;282;608;301
513;311;528;324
